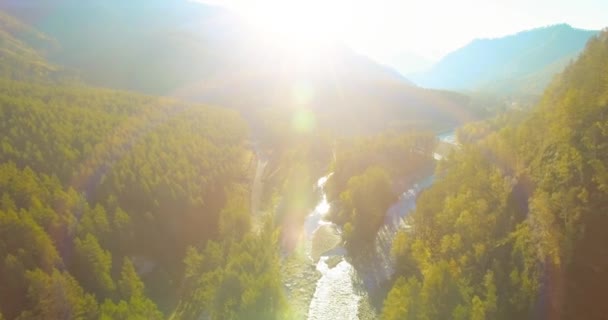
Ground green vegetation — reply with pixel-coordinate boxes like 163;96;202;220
0;162;162;319
173;217;285;320
336;166;395;249
382;31;608;320
1;1;473;135
325;132;436;251
1;3;607;320
0;21;286;317
0;11;74;84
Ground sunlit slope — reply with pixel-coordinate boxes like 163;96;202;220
1;0;230;92
0;78;256;318
413;24;599;95
383;30;608;320
185;44;472;133
0;0;473;133
0;11;60;81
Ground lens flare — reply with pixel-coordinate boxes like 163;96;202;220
292;108;315;133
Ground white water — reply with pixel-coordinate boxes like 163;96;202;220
308;257;362;320
304;175;333;239
305;174;430;319
434;131;459;160
369;131;457;285
306;174;363;320
366;176;435;287
306;131;457;319
438;131;457;144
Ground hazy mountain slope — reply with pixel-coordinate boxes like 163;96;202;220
384;30;608;320
0;0;235;92
412;24;599;94
0;11;60;81
0;0;474;134
183;43;472;133
0;12;283;316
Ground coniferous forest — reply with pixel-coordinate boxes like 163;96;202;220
383;32;608;320
0;10;285;319
0;2;607;320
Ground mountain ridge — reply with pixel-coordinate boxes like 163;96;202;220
0;0;475;134
411;23;599;95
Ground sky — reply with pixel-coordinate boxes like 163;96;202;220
196;0;607;64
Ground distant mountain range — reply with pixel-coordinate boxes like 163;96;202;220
0;0;474;134
410;24;599;95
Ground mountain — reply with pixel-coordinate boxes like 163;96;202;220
0;0;474;134
0;0;234;92
0;11;61;81
384;30;608;320
0;6;465;318
0;5;291;318
411;24;599;95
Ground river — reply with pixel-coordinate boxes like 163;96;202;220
304;131;456;319
250;157;267;216
306;175;362;320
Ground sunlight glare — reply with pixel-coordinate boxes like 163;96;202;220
237;0;353;58
292;108;315;133
292;81;314;105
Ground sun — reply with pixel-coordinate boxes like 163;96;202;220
235;0;352;57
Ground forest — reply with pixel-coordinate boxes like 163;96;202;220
0;3;607;320
0;39;290;318
382;31;608;320
324;132;436;251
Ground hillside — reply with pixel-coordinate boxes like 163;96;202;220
2;2;607;320
411;24;598;95
383;30;608;320
0;0;474;134
0;11;60;81
0;7;294;318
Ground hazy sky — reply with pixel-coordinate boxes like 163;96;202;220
198;0;607;62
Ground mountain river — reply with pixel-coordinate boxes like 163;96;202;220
305;132;456;319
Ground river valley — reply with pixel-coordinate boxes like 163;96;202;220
289;132;457;319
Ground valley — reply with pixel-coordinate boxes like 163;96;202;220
0;1;606;320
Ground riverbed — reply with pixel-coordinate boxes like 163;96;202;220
306;175;365;320
302;132;456;319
